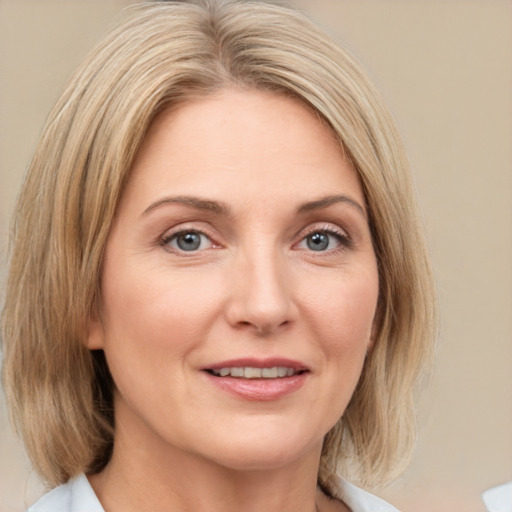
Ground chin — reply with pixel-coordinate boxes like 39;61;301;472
209;447;316;473
194;426;324;472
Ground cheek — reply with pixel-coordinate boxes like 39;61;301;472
302;266;379;411
316;272;379;412
100;261;224;358
98;264;227;417
305;269;379;349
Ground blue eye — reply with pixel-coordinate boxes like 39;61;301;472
307;232;330;251
298;229;347;252
165;231;212;252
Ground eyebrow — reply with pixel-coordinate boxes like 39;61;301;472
141;194;366;218
297;194;366;217
142;196;231;216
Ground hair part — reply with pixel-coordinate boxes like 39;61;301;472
1;0;436;492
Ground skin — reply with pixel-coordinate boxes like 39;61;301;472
87;88;379;512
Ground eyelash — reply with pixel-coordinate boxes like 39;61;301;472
160;228;215;253
297;225;353;253
159;225;352;254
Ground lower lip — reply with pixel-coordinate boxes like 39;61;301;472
203;372;308;401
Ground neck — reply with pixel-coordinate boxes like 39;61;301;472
89;413;324;512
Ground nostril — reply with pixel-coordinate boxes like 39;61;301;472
236;321;255;331
235;319;292;337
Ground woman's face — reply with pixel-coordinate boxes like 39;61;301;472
88;89;379;472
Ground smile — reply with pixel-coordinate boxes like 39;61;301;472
208;367;303;379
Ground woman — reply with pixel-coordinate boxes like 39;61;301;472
1;1;436;511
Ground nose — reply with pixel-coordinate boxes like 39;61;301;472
225;246;298;336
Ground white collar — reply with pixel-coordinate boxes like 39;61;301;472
28;474;103;512
482;482;512;512
331;476;400;512
29;473;399;512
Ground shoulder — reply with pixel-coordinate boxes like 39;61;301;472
27;474;104;512
330;476;400;512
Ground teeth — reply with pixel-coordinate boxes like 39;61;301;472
261;367;277;378
245;367;262;378
210;366;300;379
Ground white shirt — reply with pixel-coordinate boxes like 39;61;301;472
482;482;512;512
28;474;400;512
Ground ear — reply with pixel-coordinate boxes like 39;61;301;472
85;308;105;350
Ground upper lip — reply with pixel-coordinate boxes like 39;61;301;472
202;357;309;372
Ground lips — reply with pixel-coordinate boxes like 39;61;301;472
202;358;309;400
204;358;308;377
208;366;301;378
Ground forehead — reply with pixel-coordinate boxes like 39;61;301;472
119;87;364;215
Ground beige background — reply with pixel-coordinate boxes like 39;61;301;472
1;1;511;511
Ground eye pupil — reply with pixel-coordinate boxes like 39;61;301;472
307;232;329;251
177;232;201;251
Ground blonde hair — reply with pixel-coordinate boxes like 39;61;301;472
1;0;436;492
